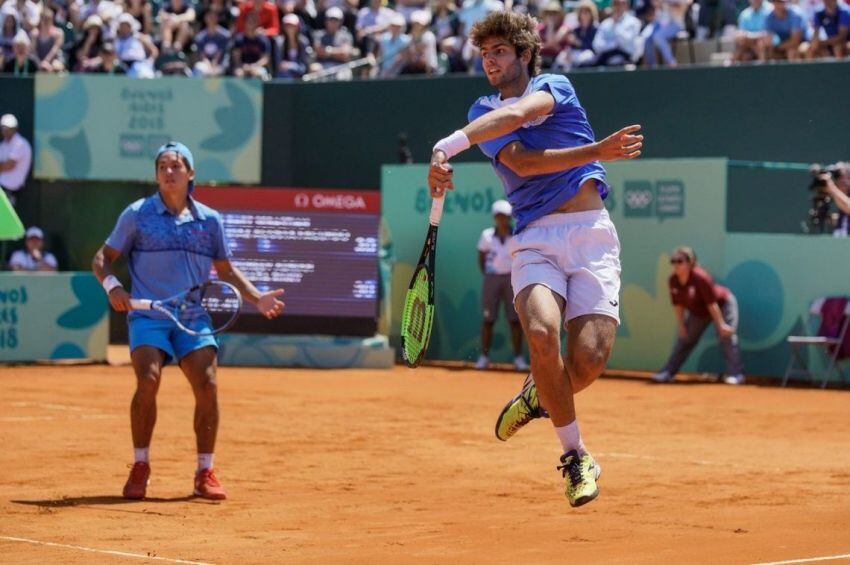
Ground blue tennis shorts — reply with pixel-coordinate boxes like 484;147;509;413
128;315;218;364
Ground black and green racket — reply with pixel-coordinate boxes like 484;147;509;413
401;195;445;367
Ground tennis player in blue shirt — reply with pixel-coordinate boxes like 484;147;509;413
93;142;285;501
428;11;642;507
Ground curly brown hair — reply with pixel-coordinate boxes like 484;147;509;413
470;11;542;77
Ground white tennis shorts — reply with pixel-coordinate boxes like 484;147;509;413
509;208;621;324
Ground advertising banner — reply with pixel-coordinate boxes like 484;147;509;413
0;273;108;362
34;75;262;183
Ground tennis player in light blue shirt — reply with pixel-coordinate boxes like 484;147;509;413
105;184;231;322
427;11;642;507
93;141;284;502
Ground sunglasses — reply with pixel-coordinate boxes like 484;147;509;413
670;258;687;264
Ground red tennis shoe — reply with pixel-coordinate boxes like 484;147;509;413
123;462;150;500
194;468;227;500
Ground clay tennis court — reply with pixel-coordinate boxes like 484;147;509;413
1;361;849;564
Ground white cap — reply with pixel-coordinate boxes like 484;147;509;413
0;114;18;129
84;14;103;28
492;199;512;216
117;11;140;30
282;13;300;26
325;6;344;19
410;9;431;25
12;29;30;46
389;12;405;27
25;226;44;239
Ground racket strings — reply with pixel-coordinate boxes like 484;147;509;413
402;269;432;362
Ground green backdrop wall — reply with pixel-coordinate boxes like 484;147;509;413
263;62;849;235
5;62;848;261
383;160;849;380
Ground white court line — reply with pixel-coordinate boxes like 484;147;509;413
0;415;119;422
0;535;212;565
10;401;87;411
752;554;850;565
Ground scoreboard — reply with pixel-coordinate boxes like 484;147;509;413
194;186;380;336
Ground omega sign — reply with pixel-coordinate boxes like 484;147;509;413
294;192;367;210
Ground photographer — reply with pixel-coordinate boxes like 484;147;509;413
817;163;850;237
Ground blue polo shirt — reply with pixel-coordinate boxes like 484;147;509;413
766;5;807;42
468;73;609;233
814;4;850;38
105;192;231;320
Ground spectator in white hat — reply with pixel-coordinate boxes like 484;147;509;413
114;10;158;78
400;9;437;74
0;113;32;207
314;6;353;69
475;200;529;371
377;11;408;76
1;28;39;75
276;12;314;78
8;226;58;271
73;14;106;71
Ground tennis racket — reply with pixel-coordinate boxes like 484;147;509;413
401;195;444;367
129;280;243;337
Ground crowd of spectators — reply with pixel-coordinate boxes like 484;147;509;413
0;0;847;79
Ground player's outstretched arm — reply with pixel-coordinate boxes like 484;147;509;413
213;258;285;319
499;125;643;177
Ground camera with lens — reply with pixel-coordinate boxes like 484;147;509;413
805;163;842;233
809;163;842;191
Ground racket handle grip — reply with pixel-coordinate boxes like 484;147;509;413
429;194;445;226
129;299;153;310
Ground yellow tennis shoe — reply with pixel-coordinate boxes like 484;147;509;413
494;373;548;441
557;449;601;507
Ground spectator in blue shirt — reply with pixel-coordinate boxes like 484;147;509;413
805;0;850;59
732;0;772;62
193;8;230;77
763;0;807;61
377;11;409;76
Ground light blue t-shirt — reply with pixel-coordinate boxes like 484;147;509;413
379;32;410;75
468;73;609;233
105;193;231;319
738;1;773;32
766;5;807;41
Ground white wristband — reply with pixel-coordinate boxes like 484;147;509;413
433;130;470;160
102;275;123;294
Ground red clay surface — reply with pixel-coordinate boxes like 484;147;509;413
1;363;849;564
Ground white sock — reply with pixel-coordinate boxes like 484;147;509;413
553;420;586;455
134;447;150;463
197;453;214;472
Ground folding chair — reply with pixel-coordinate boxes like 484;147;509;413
783;298;850;388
